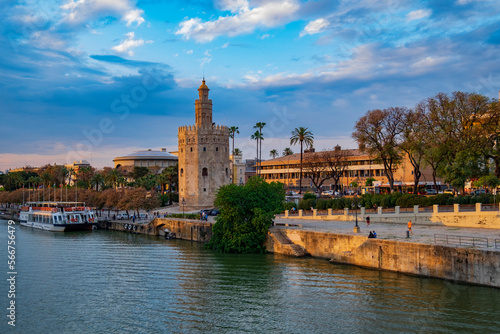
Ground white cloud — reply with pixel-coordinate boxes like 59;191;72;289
221;42;229;48
215;0;249;13
300;18;329;37
61;0;145;26
406;9;432;22
112;32;151;56
175;0;299;42
186;50;193;54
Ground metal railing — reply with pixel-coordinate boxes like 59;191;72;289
495;239;500;249
434;234;489;248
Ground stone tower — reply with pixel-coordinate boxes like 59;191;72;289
178;80;230;211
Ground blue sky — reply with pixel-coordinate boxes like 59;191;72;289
1;0;500;171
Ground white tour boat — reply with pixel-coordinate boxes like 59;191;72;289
19;202;98;232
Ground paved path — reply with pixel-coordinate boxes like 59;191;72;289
274;216;500;251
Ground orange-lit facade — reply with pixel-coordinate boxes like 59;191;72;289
259;147;443;193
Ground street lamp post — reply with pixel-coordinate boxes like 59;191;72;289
352;196;360;233
181;197;186;218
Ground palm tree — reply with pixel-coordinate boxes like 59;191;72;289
105;169;121;189
283;147;294;156
229;126;239;155
91;173;105;191
233;148;242;155
270;149;279;159
290;127;314;194
254;122;266;174
251;131;263;175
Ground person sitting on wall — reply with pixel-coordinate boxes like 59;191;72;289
373;231;377;238
368;231;375;238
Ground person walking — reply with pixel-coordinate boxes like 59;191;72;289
408;220;413;234
366;216;370;226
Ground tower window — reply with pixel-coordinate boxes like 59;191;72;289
216;147;218;152
225;168;228;176
203;147;206;152
202;168;208;176
190;147;193;152
181;148;183;153
180;168;184;177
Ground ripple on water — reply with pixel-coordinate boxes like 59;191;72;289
2;225;500;334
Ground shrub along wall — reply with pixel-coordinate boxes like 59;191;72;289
295;193;500;210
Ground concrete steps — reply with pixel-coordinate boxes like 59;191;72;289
268;228;309;257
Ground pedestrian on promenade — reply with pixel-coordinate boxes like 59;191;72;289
366;216;370;226
408;220;413;234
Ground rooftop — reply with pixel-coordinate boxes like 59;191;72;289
113;149;178;161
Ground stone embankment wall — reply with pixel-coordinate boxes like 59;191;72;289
98;218;212;242
265;229;500;288
285;203;500;229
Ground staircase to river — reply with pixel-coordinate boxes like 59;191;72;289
267;227;308;257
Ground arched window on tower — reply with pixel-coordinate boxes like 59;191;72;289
203;147;206;152
216;147;218;152
180;168;184;177
225;168;228;176
202;168;208;176
190;147;193;152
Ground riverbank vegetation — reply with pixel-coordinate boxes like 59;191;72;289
0;164;178;213
207;177;285;253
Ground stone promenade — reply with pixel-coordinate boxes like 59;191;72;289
274;215;500;251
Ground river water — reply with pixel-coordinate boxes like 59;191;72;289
1;220;499;334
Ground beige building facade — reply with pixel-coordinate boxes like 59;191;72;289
260;146;443;194
178;80;230;210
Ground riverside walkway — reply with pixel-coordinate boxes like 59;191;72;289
274;215;500;251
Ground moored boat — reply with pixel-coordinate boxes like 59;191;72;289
19;202;97;232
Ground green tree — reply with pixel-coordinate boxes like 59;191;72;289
162;164;178;205
251;130;263;175
270;149;279;159
91;173;105;191
206;177;285;253
254;122;266;174
290;127;314;194
283;147;294;156
229;126;239;155
131;166;149;180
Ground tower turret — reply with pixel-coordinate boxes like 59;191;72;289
195;79;212;127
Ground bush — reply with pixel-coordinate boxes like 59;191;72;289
316;198;329;210
168;213;199;219
303;192;317;200
283;202;297;211
298;198;316;211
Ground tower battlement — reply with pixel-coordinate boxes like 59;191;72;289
178;124;229;135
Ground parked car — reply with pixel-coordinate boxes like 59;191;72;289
474;189;486;195
116;213;127;220
443;189;454;195
210;209;220;216
426;189;437;195
321;190;334;196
